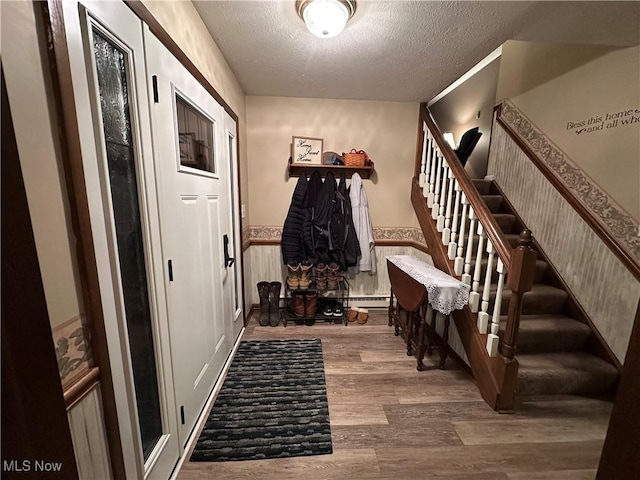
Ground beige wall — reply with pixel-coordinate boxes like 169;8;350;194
496;41;618;103
429;58;500;179
246;96;419;228
2;0;84;328
498;42;639;221
142;0;249;227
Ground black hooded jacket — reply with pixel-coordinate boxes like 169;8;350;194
281;174;315;264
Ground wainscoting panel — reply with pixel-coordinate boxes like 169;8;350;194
489;122;640;362
67;384;112;479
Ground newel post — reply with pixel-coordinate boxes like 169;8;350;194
500;229;537;359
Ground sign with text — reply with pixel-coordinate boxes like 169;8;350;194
292;136;323;164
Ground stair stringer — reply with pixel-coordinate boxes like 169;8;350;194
412;179;515;410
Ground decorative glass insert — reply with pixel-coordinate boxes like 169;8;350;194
92;29;162;461
176;96;215;173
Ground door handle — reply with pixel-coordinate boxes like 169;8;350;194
223;234;235;268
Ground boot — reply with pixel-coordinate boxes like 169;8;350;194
327;262;340;290
286;262;300;289
269;282;281;327
314;263;328;290
299;261;312;290
293;293;305;317
257;281;270;326
305;292;318;316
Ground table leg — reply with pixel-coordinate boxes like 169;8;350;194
416;304;427;371
427;307;436;356
388;288;394;327
406;310;414;356
439;315;450;370
394;304;400;336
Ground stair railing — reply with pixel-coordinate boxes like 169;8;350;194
416;103;536;383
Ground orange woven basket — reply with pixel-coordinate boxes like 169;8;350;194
343;149;367;167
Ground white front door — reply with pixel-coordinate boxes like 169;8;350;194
145;31;234;447
60;1;180;478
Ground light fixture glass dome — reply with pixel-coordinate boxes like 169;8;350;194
297;0;356;39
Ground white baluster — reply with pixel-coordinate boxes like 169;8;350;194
436;161;448;232
426;142;437;207
469;222;484;312
442;168;455;244
448;180;462;257
419;122;428;187
461;206;476;283
477;240;495;334
422;131;433;197
431;152;442;216
486;258;505;357
454;192;468;274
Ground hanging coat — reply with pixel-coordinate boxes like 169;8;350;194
281;174;314;265
339;176;360;268
349;173;376;274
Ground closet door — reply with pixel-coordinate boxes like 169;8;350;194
145;30;234;447
60;1;179;478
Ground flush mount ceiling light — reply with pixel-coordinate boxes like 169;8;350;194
296;0;356;38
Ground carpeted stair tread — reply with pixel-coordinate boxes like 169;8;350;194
490;283;568;315
471;178;493;194
492;213;517;233
516;352;618;396
499;314;592;353
469;258;548;283
481;194;504;213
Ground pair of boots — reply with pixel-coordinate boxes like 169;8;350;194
287;261;312;290
257;281;281;327
292;291;317;318
313;262;340;290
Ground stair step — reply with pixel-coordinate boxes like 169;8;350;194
516;352;618;396
469;258;548;284
489;284;568;315
481;194;504;213
492;213;517;234
471;178;493;195
499;315;591;354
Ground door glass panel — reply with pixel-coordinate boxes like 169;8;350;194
176;96;215;173
92;30;162;460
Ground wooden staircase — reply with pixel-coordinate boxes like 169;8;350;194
472;178;618;396
412;104;619;411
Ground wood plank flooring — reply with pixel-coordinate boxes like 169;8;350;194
177;310;611;479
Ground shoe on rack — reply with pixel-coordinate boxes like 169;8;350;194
286;262;300;289
322;301;333;316
293;293;305;317
305;292;318;316
332;302;343;317
327;262;340;290
299;261;312;290
314;262;328;290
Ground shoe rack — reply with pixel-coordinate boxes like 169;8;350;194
282;276;350;327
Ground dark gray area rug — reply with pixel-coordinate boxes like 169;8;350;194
190;339;332;462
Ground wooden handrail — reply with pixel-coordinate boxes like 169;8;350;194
495;104;640;281
420;104;512;268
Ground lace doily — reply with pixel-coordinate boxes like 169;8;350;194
386;255;470;315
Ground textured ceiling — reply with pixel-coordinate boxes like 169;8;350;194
193;1;640;103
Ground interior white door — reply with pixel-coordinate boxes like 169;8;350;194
145;31;233;447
